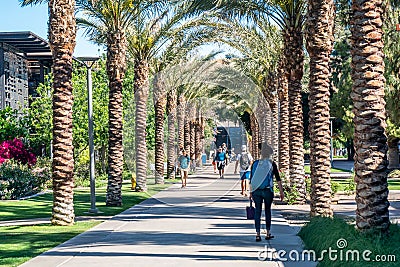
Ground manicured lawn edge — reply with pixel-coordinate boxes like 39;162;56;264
0;180;177;267
298;217;400;267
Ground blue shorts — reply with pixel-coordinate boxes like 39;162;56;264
240;171;251;180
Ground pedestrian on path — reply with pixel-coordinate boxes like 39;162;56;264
249;142;284;242
214;146;228;178
234;145;253;196
178;149;190;188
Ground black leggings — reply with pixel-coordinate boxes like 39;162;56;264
252;188;274;233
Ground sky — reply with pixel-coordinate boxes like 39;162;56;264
0;1;103;57
0;1;231;58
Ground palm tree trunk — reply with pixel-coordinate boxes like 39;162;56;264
278;70;290;180
250;112;259;159
166;87;177;179
190;121;196;166
350;0;390;233
306;0;335;217
134;59;149;192
270;96;279;164
106;32;127;205
285;29;306;204
49;0;76;226
177;95;186;151
200;116;205;165
184;117;191;157
195;118;202;167
153;77;166;184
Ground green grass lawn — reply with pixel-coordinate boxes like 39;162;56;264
304;165;349;174
332;179;400;192
0;179;177;267
299;217;400;267
0;221;100;267
0;179;176;221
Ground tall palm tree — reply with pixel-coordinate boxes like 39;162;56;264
350;0;390;233
76;0;148;205
21;0;77;226
305;0;335;217
127;1;207;189
152;18;219;182
165;86;177;179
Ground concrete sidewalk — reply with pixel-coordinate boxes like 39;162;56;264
20;164;315;267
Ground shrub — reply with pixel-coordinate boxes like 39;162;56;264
331;181;340;196
0;161;50;200
0;138;36;166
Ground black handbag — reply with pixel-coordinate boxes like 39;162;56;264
246;199;255;219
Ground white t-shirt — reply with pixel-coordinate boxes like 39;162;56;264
237;152;253;173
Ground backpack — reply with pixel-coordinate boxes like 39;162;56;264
217;152;226;161
180;156;189;169
240;153;250;170
250;159;273;190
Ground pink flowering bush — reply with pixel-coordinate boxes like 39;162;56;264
0;138;36;166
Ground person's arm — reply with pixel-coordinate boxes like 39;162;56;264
273;162;284;201
249;161;255;200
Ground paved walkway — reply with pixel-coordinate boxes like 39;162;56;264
20;164;315;267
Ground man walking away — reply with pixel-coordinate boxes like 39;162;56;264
235;145;253;196
214;147;228;178
178;150;190;188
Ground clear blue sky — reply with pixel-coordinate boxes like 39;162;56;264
0;1;233;58
0;1;103;57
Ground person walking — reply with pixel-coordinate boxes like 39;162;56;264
249;143;284;242
178;150;190;188
214;146;228;178
234;145;253;196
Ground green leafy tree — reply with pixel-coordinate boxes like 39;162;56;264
0;107;29;143
27;76;53;156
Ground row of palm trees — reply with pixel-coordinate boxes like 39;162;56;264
21;0;392;235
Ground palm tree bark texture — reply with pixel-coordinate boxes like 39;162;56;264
270;96;279;164
350;0;390;233
166;87;177;179
278;66;290;181
106;31;127;205
134;59;150;192
153;76;167;184
250;112;260;160
50;0;76;226
184;116;191;158
195;118;202;166
177;95;186;151
285;28;306;204
305;0;335;217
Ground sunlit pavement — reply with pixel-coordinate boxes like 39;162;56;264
20;163;315;267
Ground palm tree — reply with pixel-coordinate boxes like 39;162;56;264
129;2;220;188
305;0;335;217
350;0;390;233
152;18;219;182
165;86;177;179
21;0;77;226
76;0;150;205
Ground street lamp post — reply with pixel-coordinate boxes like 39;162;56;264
74;57;100;214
